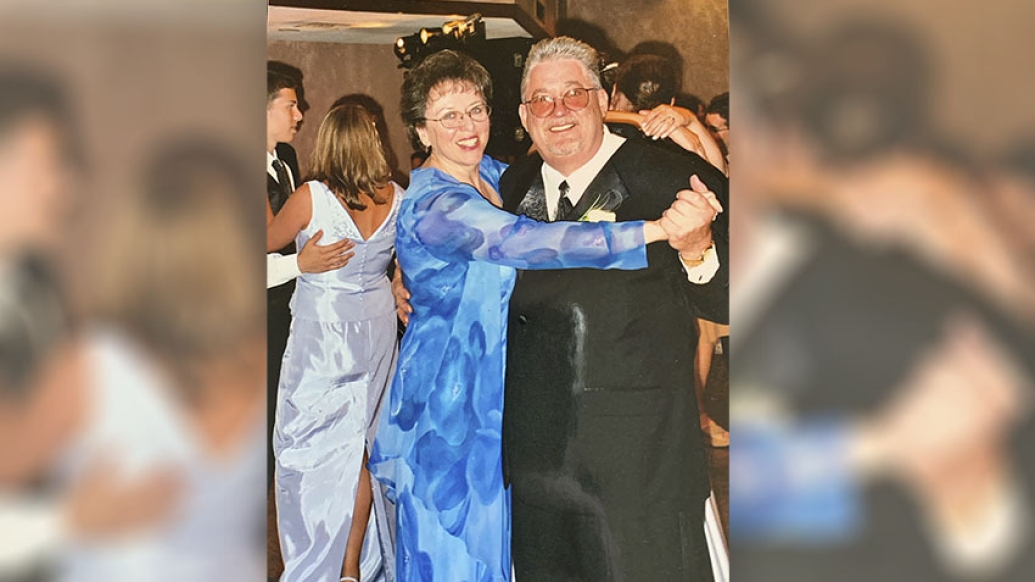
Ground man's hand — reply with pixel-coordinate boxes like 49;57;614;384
659;175;723;259
392;259;413;325
297;230;354;274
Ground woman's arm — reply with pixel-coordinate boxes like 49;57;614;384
640;104;729;175
412;185;663;271
267;183;312;252
604;110;646;128
667;126;707;159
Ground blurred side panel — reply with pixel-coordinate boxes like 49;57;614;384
0;1;266;581
730;0;1035;581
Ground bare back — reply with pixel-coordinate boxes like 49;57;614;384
339;183;396;242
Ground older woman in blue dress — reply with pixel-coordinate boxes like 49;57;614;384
368;50;713;581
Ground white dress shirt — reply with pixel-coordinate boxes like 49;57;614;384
542;130;626;221
267;253;302;289
267;149;301;289
540;127;720;284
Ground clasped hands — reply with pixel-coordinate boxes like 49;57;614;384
394;177;723;325
648;174;723;259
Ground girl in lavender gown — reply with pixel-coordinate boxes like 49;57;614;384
268;104;400;582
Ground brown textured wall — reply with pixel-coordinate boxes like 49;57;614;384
267;41;411;182
566;0;730;103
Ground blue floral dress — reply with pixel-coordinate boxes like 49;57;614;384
369;156;647;581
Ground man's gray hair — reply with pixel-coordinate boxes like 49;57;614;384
520;36;602;98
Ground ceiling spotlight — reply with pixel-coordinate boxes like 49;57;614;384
442;13;484;39
394;33;421;66
420;27;443;44
394;14;486;69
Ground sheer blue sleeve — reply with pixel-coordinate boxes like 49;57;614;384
411;184;647;270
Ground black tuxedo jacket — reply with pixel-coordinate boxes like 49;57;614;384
500;137;727;581
268;142;300;256
268;142;300;199
267;141;301;308
267;142;299;484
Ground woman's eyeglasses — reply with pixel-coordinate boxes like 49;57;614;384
422;103;492;129
522;87;601;118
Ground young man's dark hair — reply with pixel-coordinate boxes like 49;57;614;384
677;93;706;118
707;92;729;124
268;60;308;113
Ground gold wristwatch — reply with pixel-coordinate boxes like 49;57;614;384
680;241;715;267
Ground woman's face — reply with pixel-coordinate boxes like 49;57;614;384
416;80;490;171
0;117;70;255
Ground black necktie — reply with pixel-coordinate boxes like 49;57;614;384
271;158;293;214
555;180;573;221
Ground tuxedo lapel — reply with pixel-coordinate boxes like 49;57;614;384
567;162;629;221
267;173;283;212
275;142;300;187
514;170;549;222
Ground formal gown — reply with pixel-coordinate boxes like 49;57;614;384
368;155;648;582
274;180;402;582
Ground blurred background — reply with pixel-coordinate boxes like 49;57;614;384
729;0;1035;580
0;1;266;581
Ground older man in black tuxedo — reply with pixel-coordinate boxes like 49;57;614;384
500;37;728;581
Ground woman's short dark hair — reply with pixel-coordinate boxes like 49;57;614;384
400;50;492;151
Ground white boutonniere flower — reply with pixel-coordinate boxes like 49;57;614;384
583;209;617;222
